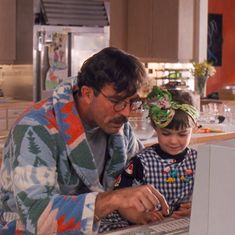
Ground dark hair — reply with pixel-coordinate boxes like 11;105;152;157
76;47;146;96
165;90;196;130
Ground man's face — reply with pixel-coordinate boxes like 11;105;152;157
156;127;193;155
87;85;139;134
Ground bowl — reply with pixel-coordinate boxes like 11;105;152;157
129;110;155;140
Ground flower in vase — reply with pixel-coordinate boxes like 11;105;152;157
191;60;216;97
192;60;216;78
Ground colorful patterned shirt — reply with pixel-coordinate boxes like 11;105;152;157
0;77;143;234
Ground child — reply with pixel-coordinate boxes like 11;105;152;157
99;87;199;233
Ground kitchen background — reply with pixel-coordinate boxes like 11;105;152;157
0;0;234;101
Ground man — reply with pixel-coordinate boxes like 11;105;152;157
0;47;169;234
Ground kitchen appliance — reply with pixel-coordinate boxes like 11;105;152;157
33;0;110;101
33;25;109;101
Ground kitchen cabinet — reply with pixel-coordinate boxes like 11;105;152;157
110;0;194;62
0;100;32;164
0;0;16;64
0;109;7;131
0;100;33;131
0;0;33;64
7;107;27;129
15;0;33;64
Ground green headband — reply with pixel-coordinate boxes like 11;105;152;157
146;86;199;128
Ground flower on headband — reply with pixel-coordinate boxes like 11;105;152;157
156;96;171;109
146;87;175;127
147;86;172;107
146;86;199;128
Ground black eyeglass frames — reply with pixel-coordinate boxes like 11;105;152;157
97;89;142;112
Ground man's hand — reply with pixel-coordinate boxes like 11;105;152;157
94;185;169;222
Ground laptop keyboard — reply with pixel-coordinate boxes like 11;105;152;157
149;217;190;234
106;217;190;235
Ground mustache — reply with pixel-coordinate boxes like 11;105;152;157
111;116;128;124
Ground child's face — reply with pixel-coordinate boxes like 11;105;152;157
156;127;193;156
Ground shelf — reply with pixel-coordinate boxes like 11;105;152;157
155;77;190;80
155;68;190;71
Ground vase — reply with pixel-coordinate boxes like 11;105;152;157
195;76;208;98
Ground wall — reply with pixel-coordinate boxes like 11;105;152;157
207;0;235;95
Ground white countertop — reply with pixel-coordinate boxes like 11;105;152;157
141;130;235;147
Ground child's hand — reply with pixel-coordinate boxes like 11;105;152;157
171;202;191;219
119;208;164;225
146;210;165;223
139;210;165;224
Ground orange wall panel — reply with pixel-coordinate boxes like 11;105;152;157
207;0;235;95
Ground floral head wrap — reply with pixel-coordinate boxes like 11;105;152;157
146;86;199;128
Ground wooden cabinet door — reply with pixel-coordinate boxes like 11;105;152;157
0;0;16;63
0;109;7;131
127;0;153;59
151;0;194;62
15;0;33;64
151;0;179;61
110;0;194;62
110;0;128;51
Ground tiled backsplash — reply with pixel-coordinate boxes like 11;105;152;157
0;64;33;100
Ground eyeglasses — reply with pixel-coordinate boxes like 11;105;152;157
98;89;142;112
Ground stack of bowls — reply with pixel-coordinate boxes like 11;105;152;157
129;109;155;140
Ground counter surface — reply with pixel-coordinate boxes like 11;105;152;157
142;131;235;147
1;128;235;162
0;99;33;109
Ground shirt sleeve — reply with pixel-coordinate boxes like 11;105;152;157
1;125;98;234
114;156;144;189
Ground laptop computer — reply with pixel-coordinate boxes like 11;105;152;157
189;138;235;235
101;138;235;235
101;217;190;235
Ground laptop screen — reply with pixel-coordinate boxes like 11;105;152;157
189;138;235;235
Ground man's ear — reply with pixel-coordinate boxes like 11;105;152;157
80;86;94;102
